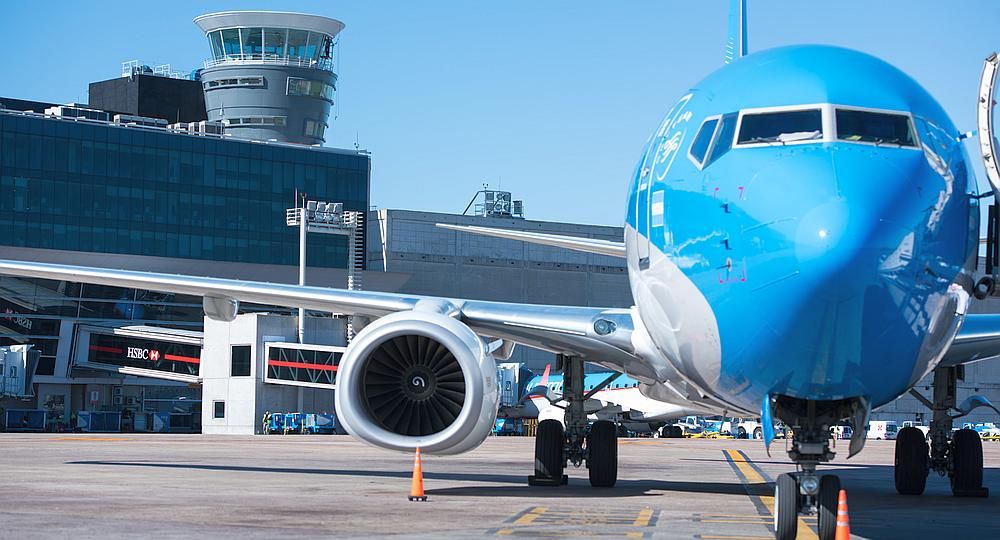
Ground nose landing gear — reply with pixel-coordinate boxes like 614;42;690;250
770;395;867;540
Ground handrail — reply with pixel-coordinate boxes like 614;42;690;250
203;54;334;72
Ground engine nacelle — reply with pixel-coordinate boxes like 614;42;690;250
335;310;499;455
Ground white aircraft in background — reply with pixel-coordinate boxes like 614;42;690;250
502;364;712;435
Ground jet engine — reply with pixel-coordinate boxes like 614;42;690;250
335;310;499;455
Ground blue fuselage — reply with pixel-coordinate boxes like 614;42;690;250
625;46;978;414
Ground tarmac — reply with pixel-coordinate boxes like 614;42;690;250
0;434;997;539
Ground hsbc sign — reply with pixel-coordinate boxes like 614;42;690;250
126;347;161;361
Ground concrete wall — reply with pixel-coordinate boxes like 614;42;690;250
201;313;344;435
201;64;334;144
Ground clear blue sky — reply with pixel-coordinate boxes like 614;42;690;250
1;1;997;226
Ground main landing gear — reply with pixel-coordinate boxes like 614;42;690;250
529;355;618;488
897;366;989;497
770;395;867;540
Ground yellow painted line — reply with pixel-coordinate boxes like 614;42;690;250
513;506;547;525
626;533;644;539
633;508;654;526
725;449;817;540
51;437;130;441
495;530;513;536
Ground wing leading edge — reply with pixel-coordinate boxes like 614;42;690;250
0;259;640;369
941;313;1000;367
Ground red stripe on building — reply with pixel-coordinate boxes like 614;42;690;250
268;360;338;372
89;345;123;354
164;354;201;364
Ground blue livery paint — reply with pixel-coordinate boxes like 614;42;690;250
626;45;977;417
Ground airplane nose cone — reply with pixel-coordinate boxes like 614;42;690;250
737;146;966;402
793;147;927;291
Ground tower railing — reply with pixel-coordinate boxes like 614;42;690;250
203;54;334;72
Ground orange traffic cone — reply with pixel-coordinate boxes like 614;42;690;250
834;489;850;540
408;447;427;501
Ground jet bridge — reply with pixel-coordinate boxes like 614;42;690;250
72;324;204;384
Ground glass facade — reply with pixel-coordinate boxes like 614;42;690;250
207;27;334;64
0;111;370;268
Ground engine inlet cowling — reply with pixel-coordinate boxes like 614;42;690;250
335;310;498;455
361;334;466;436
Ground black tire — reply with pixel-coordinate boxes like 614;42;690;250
672;425;684;438
587;420;618;487
534;419;564;482
817;475;840;540
738;427;747;439
951;428;983;494
774;473;798;540
753;427;763;440
895;426;928;495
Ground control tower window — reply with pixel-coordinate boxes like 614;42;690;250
243;27;264;57
221;28;241;56
263;28;286;58
736;109;823;145
287;29;309;58
304;119;327;139
835;109;916;147
209;31;224;60
303;32;319;61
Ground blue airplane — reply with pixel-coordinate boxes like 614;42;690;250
2;3;1000;539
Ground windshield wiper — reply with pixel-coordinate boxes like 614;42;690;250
747;135;785;144
873;137;908;147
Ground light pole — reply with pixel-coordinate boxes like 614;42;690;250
286;200;364;344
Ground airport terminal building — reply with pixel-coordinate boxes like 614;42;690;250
0;10;634;433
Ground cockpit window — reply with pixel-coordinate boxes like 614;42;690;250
689;117;720;166
737;109;823;145
707;113;738;163
836;109;916;147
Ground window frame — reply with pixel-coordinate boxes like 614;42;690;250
833;104;921;150
732;103;921;151
203;76;265;91
230;344;252;377
213;400;226;419
733;103;829;149
687;114;723;170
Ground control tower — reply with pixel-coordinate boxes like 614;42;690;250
194;11;344;144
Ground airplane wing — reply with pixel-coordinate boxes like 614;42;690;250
435;223;626;258
940;313;1000;367
0;259;640;369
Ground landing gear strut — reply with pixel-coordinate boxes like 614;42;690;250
770;396;865;540
529;355;618;487
901;366;988;497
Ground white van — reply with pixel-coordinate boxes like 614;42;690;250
867;420;899;440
